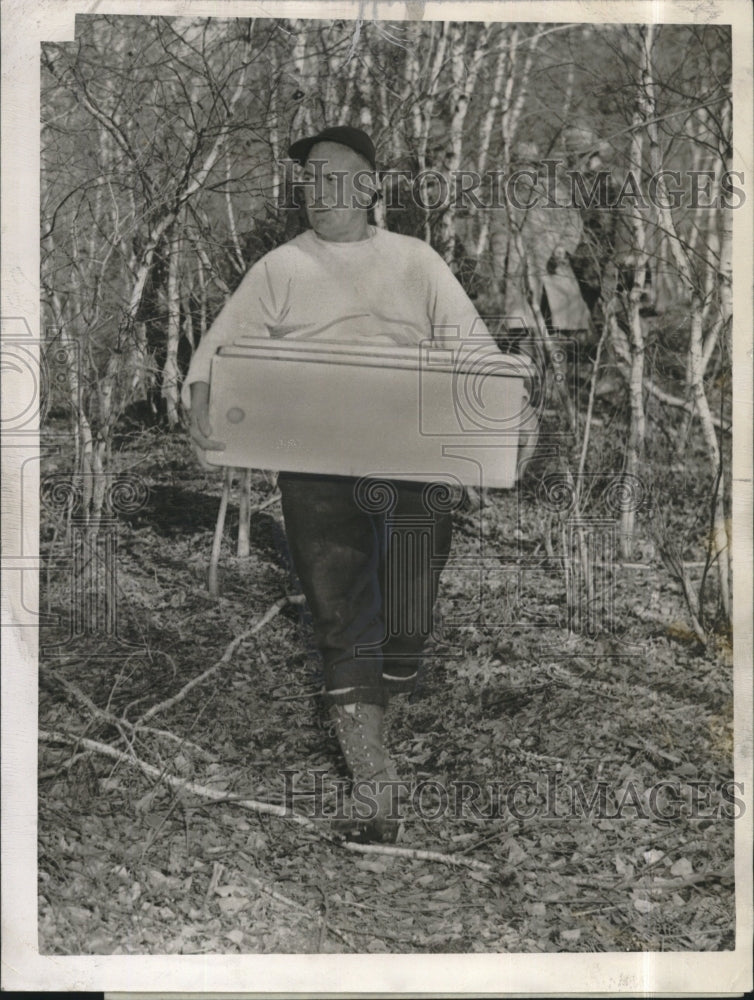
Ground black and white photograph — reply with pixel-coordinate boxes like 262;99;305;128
2;0;752;993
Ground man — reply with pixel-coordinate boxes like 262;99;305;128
489;141;589;345
564;128;623;321
184;126;525;842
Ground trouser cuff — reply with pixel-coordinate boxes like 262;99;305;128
323;686;388;708
382;671;418;695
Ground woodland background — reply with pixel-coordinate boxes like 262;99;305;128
38;15;736;954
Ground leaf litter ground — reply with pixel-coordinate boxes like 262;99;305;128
38;426;735;954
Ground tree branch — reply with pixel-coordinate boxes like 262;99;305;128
137;594;305;724
645;377;728;431
39;729;494;874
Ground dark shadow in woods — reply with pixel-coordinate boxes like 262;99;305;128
120;485;289;566
120;483;220;535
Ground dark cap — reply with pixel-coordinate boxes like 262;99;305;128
288;126;377;170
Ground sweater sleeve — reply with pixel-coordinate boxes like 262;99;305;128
421;243;495;349
421;240;538;454
181;255;284;410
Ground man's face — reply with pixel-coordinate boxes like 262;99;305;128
301;141;375;242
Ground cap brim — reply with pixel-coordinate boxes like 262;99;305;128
288;136;316;166
287;132;376;169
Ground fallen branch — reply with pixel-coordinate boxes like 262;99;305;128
234;860;357;951
645;377;728;431
137;594;304;724
273;690;320;702
39;729;493;873
40;728;313;826
43;671;140;757
249;490;282;516
338;839;492;873
133;724;216;760
41;669;217;760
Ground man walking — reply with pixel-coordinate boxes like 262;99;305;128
184;126;524;841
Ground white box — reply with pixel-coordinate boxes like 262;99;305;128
206;338;533;488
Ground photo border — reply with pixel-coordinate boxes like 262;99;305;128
2;0;752;993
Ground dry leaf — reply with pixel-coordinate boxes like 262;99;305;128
215;883;250;898
615;856;635;878
670;857;694;877
354;859;389;874
507;838;527;866
217;895;250;916
633;896;655;914
643;849;665;866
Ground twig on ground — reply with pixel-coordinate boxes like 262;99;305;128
249;491;282;516
39;729;493;873
235;857;357;951
39;750;93;782
315;881;329;952
135;725;216;760
41;668;216;761
457;827;515;857
43;670;136;750
137;594;304;725
204;861;225;911
338;840;492;873
274;690;321;701
40;729;312;825
321;922;430;947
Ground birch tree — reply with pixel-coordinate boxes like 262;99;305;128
42;15;260;523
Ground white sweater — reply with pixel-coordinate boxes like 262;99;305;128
181;226;494;409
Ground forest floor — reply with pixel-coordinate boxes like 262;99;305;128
38;422;736;955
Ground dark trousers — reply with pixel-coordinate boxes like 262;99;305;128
278;473;454;706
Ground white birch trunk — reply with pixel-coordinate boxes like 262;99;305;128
237;469;252;557
714;96;733;358
290;21;313;135
475;28;510;259
438;23;489;264
162;227;181;427
505;27;543;146
225;147;246;274
196;248;208;342
620;58;649;558
416;23;449;244
638;23;731;621
499;26;519;161
338;49;360;127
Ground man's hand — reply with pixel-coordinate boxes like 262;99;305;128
189;381;226;453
